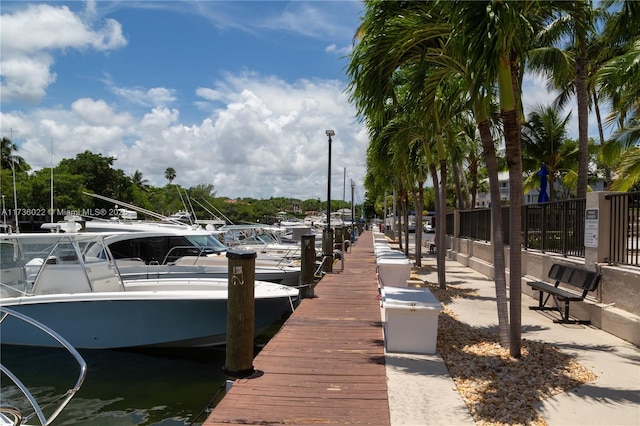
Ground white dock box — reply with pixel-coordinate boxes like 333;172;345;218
376;257;411;287
382;286;443;354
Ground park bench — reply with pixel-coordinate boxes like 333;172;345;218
527;263;601;324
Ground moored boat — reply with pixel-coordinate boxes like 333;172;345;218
0;233;299;349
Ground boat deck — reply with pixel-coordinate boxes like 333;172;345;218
204;230;390;425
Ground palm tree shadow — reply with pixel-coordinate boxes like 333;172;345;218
436;311;597;425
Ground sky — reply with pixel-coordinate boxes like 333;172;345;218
0;0;368;202
0;1;599;203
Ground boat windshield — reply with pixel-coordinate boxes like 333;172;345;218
185;234;226;253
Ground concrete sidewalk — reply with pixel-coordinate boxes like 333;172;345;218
384;254;640;426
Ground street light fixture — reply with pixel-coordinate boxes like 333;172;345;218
324;130;335;273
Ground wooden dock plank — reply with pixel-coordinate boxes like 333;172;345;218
204;231;390;425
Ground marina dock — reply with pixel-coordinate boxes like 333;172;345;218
204;230;390;425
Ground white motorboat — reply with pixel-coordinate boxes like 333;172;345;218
218;224;303;259
100;230;301;286
0;233;299;349
0;307;87;425
43;218;302;287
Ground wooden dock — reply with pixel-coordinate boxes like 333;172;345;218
204;230;390;425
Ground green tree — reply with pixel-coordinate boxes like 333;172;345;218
58;151;129;209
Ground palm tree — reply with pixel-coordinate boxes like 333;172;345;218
1;137;27;172
450;0;553;357
348;0;513;346
596;1;640;190
521;104;575;201
164;167;176;184
528;2;599;199
131;170;150;191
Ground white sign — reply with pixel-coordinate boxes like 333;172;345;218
585;208;598;248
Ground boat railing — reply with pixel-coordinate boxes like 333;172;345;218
0;307;87;426
0;281;30;298
161;245;222;265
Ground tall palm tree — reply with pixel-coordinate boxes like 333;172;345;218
164;167;176;184
348;0;513;346
451;0;551;357
601;39;640;191
521;104;575;201
529;2;611;199
596;1;640;189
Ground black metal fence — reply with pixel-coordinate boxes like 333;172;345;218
523;199;586;257
606;192;640;266
455;198;587;258
459;209;491;241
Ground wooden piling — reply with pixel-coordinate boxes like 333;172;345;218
299;233;316;298
322;229;334;273
224;249;256;379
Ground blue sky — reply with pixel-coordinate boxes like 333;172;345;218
1;1;600;203
1;0;367;201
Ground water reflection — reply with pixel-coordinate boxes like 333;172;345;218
1;345;228;425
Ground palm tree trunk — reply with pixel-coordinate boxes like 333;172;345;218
499;53;522;358
477;118;510;348
403;196;410;257
593;91;612;188
452;160;464;209
437;158;447;290
428;162;445;289
576;21;589;198
414;182;424;267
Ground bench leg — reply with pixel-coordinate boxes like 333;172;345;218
552;299;591;324
529;290;555;312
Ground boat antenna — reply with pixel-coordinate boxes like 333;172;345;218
176;186;193;224
183;188;198;223
10;128;19;233
82;192;185;225
50;137;54;226
200;198;234;225
190;198;229;225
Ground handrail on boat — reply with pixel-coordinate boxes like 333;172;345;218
0;307;87;426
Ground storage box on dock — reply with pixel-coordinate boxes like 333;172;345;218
382;286;443;354
376;257;411;287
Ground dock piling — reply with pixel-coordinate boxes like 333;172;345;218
223;249;257;379
299;233;316;298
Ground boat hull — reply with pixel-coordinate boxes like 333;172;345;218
0;290;296;349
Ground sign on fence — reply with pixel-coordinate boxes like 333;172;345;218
585;208;599;248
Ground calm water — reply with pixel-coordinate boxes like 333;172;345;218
0;321;285;425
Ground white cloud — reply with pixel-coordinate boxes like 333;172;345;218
2;72;367;201
0;2;368;202
111;86;178;107
0;3;127;103
325;43;352;56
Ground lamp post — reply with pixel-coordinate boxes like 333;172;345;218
324;130;335;273
351;179;355;242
